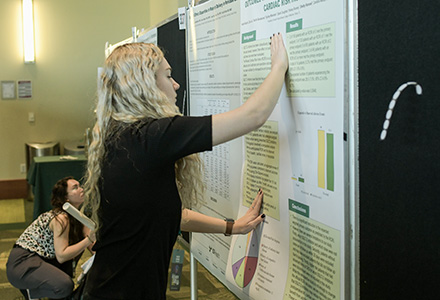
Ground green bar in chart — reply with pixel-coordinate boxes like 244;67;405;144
326;133;334;191
318;130;335;191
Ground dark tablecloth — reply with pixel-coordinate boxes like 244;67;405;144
27;155;87;219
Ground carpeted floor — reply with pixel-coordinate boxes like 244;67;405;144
0;199;238;300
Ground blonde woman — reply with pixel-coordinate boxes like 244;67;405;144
83;33;288;299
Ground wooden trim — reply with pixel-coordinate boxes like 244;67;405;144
0;179;28;200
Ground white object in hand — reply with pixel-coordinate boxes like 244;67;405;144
77;254;95;283
62;202;96;231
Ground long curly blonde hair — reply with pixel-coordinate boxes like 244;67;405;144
83;43;205;231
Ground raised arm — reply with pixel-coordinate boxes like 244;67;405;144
180;189;265;234
212;33;288;146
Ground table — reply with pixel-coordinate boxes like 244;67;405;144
27;155;87;219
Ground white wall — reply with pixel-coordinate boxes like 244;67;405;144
0;0;187;180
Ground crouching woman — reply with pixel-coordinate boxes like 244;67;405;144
6;176;95;300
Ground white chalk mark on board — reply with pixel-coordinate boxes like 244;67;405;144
380;81;423;141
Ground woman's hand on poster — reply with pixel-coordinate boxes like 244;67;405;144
234;189;266;234
270;33;289;75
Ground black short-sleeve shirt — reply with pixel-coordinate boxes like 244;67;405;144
84;115;212;299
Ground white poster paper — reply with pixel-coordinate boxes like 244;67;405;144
189;0;346;299
188;0;243;281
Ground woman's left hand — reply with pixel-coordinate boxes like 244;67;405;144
87;231;97;244
233;189;266;234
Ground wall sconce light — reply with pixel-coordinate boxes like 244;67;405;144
22;0;35;63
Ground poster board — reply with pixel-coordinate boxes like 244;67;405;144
358;2;440;299
188;0;349;299
157;18;188;115
105;17;187;114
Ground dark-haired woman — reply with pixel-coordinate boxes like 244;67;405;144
6;176;95;300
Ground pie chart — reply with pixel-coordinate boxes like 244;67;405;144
231;230;259;288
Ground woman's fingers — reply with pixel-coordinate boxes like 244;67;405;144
270;33;289;72
248;189;264;214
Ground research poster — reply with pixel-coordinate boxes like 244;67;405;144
189;0;346;299
188;0;243;282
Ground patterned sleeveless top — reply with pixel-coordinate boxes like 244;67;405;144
15;211;61;259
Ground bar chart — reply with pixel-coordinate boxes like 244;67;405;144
290;128;335;193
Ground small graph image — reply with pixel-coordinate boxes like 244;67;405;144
290;128;335;193
231;230;259;288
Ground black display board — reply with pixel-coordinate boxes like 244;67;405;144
157;17;188;116
156;16;190;245
358;2;440;299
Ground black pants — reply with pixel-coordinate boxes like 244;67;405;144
6;246;74;299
